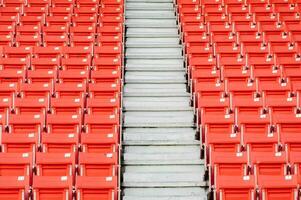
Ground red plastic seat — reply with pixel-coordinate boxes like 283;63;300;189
23;7;47;17
31;57;60;72
1;132;39;153
88;82;120;99
0;58;29;70
258;175;298;200
33;46;62;58
55;82;86;98
43;33;69;47
0;176;30;200
49;8;73;18
76;176;117;200
0;69;25;84
19;16;44;26
202;109;237;145
81;133;117;153
14;97;48;115
74;6;99;17
3;46;32;58
26;0;50;7
274;114;301;144
0;96;12;118
36;152;75;176
46;15;71;26
0;16;17;25
61;57;91;71
8;114;44;134
41;132;78;153
215;175;256;200
247;143;285;164
0;7;21;17
0;82;18;98
62;46;92;58
94;45;122;58
211;150;248;186
46;114;82;134
93;56;121;72
51;97;83;115
78;152;117;176
27;69;57;84
58;69;89;84
20;82;53;98
0;153;33;176
32;176;73;200
72;15;97;26
238;109;275;144
86;97;119;116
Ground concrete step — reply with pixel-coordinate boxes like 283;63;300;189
123;145;202;165
124;83;189;97
123;188;207;200
123;165;205;187
126;10;175;19
126;37;180;47
126;58;183;67
127;0;173;3
126;2;174;10
126;19;177;27
123;96;191;111
127;27;179;37
126;58;184;71
125;71;186;83
126;47;182;58
123;128;197;145
126;65;185;71
124;110;195;127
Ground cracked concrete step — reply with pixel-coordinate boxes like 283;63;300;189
123;188;207;200
124;111;195;127
126;10;176;19
125;71;186;83
126;19;177;27
123;145;202;165
123;96;191;110
123;165;205;187
124;83;189;96
127;27;179;37
123;128;198;145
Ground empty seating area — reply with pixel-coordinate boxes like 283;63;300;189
0;0;123;199
177;0;301;199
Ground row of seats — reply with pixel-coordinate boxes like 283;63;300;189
0;46;122;58
0;0;124;199
0;152;118;177
0;176;117;200
0;82;120;98
178;0;301;199
178;0;301;24
0;112;120;133
1;132;118;153
0;96;120;113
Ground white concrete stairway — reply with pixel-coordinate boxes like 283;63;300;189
122;0;207;199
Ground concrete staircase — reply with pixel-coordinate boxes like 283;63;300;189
122;0;207;199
